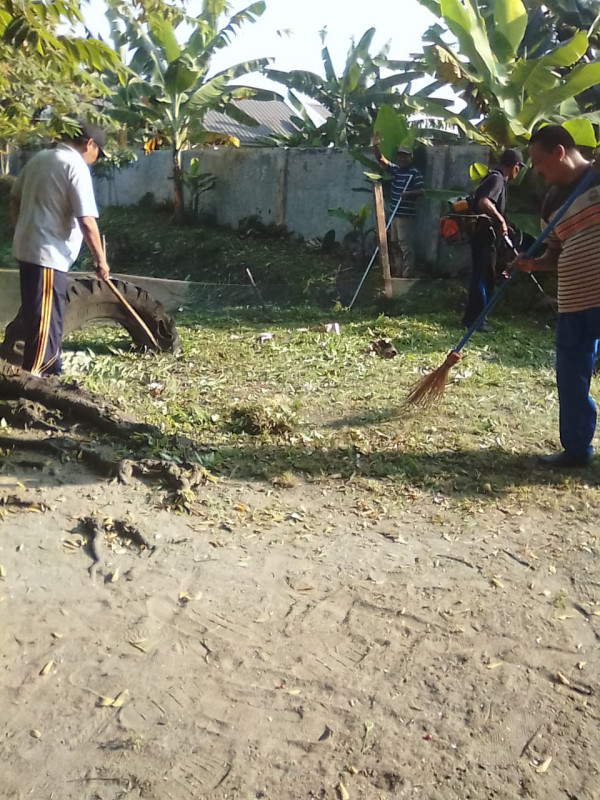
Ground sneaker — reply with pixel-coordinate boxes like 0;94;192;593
537;451;591;468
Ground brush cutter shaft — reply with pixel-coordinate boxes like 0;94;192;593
455;166;597;353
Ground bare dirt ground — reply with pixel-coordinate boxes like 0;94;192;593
0;459;598;800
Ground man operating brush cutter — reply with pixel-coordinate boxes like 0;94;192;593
405;126;600;449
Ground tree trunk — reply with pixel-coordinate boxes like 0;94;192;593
172;144;185;222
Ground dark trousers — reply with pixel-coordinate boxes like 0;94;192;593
556;309;600;458
19;262;68;376
462;227;496;328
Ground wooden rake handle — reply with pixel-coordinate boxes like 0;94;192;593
105;278;160;349
101;235;159;349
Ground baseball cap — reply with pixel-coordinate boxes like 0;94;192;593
77;121;108;158
499;148;526;168
396;145;413;156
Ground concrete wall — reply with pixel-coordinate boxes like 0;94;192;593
95;144;489;271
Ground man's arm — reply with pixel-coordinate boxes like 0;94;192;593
77;216;110;281
370;134;392;168
511;245;560;274
476;196;508;235
9;195;20;226
403;171;425;198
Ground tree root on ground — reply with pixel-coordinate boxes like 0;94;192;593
0;360;154;439
0;359;215;512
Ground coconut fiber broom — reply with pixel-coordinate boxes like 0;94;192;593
405;164;599;408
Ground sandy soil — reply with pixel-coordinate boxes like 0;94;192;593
0;458;598;800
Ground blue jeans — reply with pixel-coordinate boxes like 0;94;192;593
463;227;496;327
556;308;600;457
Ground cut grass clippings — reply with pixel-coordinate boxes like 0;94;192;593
53;282;600;520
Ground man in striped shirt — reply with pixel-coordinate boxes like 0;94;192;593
372;137;425;277
513;125;600;468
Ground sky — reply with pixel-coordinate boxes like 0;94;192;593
81;0;437;89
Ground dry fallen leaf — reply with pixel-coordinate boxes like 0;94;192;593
30;729;41;739
336;782;350;800
39;660;53;676
486;662;503;670
111;689;129;708
0;565;5;578
490;576;505;589
178;591;201;604
129;639;149;653
576;661;586;670
110;568;120;583
346;765;358;775
556;671;570;686
97;696;115;707
535;756;552;774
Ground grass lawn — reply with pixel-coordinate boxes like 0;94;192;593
62;279;600;520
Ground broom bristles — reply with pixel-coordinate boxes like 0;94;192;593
405;350;462;408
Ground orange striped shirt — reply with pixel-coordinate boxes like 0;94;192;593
543;179;600;313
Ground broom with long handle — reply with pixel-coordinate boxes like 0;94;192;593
405;164;598;407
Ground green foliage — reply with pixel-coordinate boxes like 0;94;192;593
328;203;374;257
415;0;600;148
91;148;138;180
182;157;215;216
83;204;348;303
561;118;598;147
266;28;425;147
373;106;413;159
0;0;123;143
105;0;277;218
328;204;372;233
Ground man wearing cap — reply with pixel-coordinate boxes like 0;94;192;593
371;136;425;278
10;122;110;376
462;148;525;331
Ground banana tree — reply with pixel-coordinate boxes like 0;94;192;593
105;0;279;220
266;27;426;147
415;0;600;148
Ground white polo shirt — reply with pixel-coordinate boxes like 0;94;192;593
12;144;99;272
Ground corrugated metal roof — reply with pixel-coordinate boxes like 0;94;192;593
202;99;297;145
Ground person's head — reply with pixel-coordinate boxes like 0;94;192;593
68;122;107;165
395;146;413;168
498;148;526;181
529;125;584;184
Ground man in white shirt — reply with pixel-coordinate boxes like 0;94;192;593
10;122;110;376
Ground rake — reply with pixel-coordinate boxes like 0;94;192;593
101;236;160;349
405;164;598;408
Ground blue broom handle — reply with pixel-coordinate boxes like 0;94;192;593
454;165;597;353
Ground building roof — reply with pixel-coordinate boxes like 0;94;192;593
202;99;297;145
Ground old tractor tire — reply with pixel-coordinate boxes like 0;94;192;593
0;276;181;366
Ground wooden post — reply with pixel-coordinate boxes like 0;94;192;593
372;181;392;299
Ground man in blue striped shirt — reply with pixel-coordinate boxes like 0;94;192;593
372;137;425;277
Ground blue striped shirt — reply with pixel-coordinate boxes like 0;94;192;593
388;165;424;218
